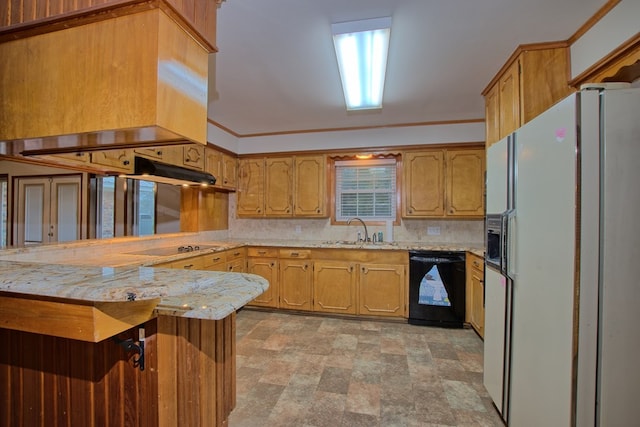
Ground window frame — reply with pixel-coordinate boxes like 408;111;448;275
329;154;402;225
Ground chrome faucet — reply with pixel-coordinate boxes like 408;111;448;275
347;217;369;242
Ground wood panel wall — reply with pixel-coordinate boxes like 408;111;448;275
0;313;237;427
0;319;159;427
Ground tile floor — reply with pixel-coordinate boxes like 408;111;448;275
229;309;504;427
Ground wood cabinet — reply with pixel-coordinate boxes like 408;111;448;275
205;148;237;190
483;45;572;147
246;247;279;308
358;263;406;317
225;247;246;272
445;149;485;216
237;155;327;218
90;149;134;173
133;146;183;164
265;157;293;216
182;145;205;171
237;158;265;216
294;155;326;217
403;150;445;216
403;147;485;218
313;260;358;315
466;252;485;337
279;249;313;311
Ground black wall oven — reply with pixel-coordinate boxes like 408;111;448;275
408;250;466;328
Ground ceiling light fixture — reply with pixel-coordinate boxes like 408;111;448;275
331;17;392;111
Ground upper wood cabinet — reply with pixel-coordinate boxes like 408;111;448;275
205;147;237;190
403;150;445;217
294;155;326;217
265;157;293;216
133;146;183;165
445;149;485;217
182;145;205;171
483;45;572;147
90;149;133;173
237;155;327;218
237;158;265;216
403;147;485;218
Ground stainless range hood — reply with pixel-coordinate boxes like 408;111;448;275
124;157;216;187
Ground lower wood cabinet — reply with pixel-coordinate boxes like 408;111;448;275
466;252;485;337
359;263;406;317
157;246;409;319
279;258;313;311
246;247;279;308
313;260;358;315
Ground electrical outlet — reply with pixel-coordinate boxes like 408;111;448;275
295;225;302;234
427;226;441;236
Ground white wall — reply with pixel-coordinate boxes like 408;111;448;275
570;0;640;79
208;121;485;154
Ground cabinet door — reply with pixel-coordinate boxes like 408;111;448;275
403;151;444;217
471;268;485;337
205;148;223;182
279;259;313;311
313;260;357;314
445;149;485;217
499;59;521;138
485;83;500;147
226;258;245;273
359;263;406;318
265;157;293;216
91;150;133;173
294;155;326;217
237;158;265;216
183;145;205;171
222;153;237;190
247;258;279;307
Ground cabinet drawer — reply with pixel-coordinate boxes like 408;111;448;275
226;247;246;261
279;249;311;259
470;255;484;273
247;247;278;257
202;252;226;268
171;256;206;270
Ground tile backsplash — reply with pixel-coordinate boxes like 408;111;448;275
227;194;483;245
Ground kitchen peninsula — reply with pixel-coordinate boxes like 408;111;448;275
0;237;268;427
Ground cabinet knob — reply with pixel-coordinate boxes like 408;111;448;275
123;160;130;166
157;150;162;156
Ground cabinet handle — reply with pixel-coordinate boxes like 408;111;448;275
213;257;221;262
290;252;299;257
157;150;162;156
316;208;320;213
258;251;266;255
183;264;193;269
302;264;308;271
228;265;233;271
233;252;240;256
270;262;275;267
473;261;480;267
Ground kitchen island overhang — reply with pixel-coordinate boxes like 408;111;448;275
0;260;269;427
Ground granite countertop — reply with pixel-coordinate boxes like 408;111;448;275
0;260;268;321
0;236;484;322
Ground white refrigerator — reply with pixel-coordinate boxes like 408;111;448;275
484;85;640;426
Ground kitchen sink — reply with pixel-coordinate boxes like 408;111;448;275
322;240;362;246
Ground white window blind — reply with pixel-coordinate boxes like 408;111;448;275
335;159;397;221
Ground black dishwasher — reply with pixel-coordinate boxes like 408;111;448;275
408;250;466;328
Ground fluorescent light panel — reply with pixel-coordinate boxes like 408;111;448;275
332;17;391;110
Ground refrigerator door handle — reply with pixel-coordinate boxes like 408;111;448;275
505;209;516;280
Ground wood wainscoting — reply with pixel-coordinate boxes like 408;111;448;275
0;314;236;427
